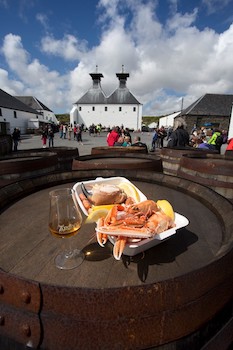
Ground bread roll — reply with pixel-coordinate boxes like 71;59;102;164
91;184;127;205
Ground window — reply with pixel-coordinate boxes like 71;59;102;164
14;111;17;118
0;108;2;116
105;106;108;111
119;107;122;112
133;107;136;112
79;106;82;111
92;106;95;111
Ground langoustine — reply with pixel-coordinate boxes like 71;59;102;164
96;200;175;260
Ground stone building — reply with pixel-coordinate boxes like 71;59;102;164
177;93;233;133
70;68;142;130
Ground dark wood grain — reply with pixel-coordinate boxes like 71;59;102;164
0;181;224;288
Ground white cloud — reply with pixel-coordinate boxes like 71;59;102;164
40;34;88;61
36;13;50;32
1;0;233;117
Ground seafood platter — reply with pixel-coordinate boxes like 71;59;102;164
73;177;189;260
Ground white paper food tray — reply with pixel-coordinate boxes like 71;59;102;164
107;213;189;256
73;177;147;216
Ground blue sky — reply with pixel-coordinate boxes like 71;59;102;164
1;0;233;116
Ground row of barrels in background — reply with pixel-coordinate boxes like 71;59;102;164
0;134;233;200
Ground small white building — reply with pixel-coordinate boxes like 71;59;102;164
0;89;59;135
159;111;181;128
70;69;142;130
15;96;59;129
0;89;41;135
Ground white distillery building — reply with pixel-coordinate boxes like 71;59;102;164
70;69;142;130
15;96;59;129
0;89;41;135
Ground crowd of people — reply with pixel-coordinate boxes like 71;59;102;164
150;118;229;154
106;126;147;150
11;119;232;155
38;120;232;154
58;123;85;145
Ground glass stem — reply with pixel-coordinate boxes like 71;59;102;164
64;238;73;258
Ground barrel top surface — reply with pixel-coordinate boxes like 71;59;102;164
0;178;231;289
76;158;153;164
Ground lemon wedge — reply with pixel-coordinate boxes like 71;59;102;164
91;204;115;212
157;200;175;221
85;208;109;224
118;182;140;202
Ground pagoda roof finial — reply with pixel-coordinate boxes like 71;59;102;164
122;64;124;73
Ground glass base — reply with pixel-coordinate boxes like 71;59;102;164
54;249;84;270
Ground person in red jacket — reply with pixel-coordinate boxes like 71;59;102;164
106;127;119;146
225;138;233;154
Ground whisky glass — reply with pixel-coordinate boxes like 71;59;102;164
49;188;84;269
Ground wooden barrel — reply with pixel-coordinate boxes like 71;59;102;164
0;169;233;349
15;147;79;171
160;147;218;176
72;153;163;172
178;153;233;200
91;146;148;155
48;147;79;170
0;151;58;187
0;135;12;156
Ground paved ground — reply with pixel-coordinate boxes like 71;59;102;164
19;131;157;156
19;131;227;155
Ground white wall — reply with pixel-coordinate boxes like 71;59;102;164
42;110;59;124
70;104;142;130
159;112;180;128
2;107;39;134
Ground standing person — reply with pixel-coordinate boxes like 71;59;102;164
158;126;167;148
106;127;119;146
76;125;83;145
41;128;47;148
48;127;54;147
59;124;63;138
167;118;190;148
73;125;77;140
225;138;233;155
68;125;72;140
63;124;67;139
12;128;20;151
208;129;223;153
151;128;158;151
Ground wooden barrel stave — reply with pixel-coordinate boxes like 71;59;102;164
72;153;163;172
0;152;58;185
0;169;233;349
91;146;148;155
178;154;233;200
160;148;218;176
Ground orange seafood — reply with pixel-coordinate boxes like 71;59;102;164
96;200;175;260
126;200;159;217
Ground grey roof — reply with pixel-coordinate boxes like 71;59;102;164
74;71;141;105
15;96;53;112
0;89;39;114
76;88;107;104
181;93;233;116
107;87;140;104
